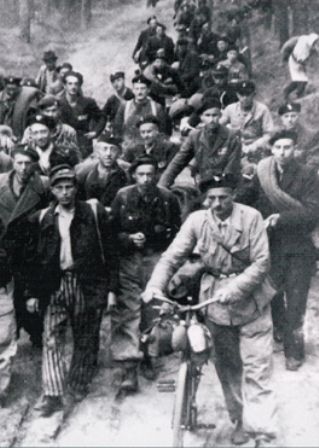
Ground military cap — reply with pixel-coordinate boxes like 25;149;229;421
21;77;38;88
136;115;160;128
236;80;256;95
269;129;298;146
38;95;60;110
211;65;228;78
278;102;301;116
132;73;151;86
11;143;39;162
197;97;222;114
4;76;22;86
43;50;58;62
49;164;76;186
129;155;158;173
110;71;125;82
97;133;122;147
29;114;56;130
63;70;84;86
147;15;157;24
199;173;237;193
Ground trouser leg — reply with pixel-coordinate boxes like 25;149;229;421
42;280;69;397
206;320;243;423
111;254;144;365
283;255;313;361
140;253;161;335
240;306;278;439
91;305;105;368
271;292;285;339
68;276;96;393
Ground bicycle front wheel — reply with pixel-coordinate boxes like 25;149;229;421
172;361;190;447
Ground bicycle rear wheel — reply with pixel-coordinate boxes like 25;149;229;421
172;361;190;447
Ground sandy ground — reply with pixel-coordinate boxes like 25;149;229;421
1;0;319;447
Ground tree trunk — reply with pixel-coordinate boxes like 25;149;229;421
19;0;33;43
273;0;289;46
291;0;309;35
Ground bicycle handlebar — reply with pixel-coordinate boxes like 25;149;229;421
153;295;218;312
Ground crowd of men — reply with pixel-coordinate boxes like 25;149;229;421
1;0;319;447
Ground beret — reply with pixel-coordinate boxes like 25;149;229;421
269;129;298;145
236;80;256;95
63;71;84;85
21;77;38;88
129;155;158;173
4;76;22;86
136;115;160;128
11;144;39;162
43;50;58;61
132;73;151;86
49;164;76;186
110;71;125;82
278;102;301;116
38;95;60;109
29;114;56;130
97;133;122;147
199;173;237;193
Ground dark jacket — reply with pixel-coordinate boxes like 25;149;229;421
176;50;201;96
237;158;319;256
144;35;175;65
132;28;156;63
26;201;119;308
77;163;128;206
102;88;134;123
0;170;49;271
111;184;181;254
159;124;242;187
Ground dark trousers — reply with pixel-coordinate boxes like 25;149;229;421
270;252;314;360
284;81;307;101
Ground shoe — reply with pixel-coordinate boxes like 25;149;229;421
231;420;250;445
37;396;63;417
68;388;88;403
120;367;138;392
140;357;157;381
255;436;275;447
285;357;303;371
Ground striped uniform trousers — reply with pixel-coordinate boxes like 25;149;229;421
42;272;97;397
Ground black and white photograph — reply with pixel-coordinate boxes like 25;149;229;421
0;0;319;446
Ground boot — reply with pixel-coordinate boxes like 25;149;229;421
285;357;303;371
120;367;138;392
37;396;63;418
231;420;250;445
140;357;157;381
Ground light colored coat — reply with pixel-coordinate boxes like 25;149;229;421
147;203;275;326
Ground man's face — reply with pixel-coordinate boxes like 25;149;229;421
281;112;299;130
13;153;33;182
45;60;56;71
207;187;234;220
202;22;209;34
97;142;120;168
227;49;238;63
31;123;50;149
200;107;221;128
112;77;125;92
156;25;164;37
64;76;81;95
237;92;254;109
271;138;295;167
217;40;228;52
149;18;157;30
5;83;19;99
42;104;60;120
133;83;149;102
133;164;156;190
51;180;77;207
213;75;226;87
139;122;159;145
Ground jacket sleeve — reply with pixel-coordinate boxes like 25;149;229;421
158;133;195;187
146;213;198;292
110;192;135;250
96;203;119;293
224;131;242;177
113;103;125;138
132;31;144;59
87;99;105;136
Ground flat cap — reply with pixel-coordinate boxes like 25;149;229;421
137;115;160;128
49;164;76;186
236;80;256;95
110;71;125;82
29;114;56;130
269;129;298;145
199;173;237;193
11;143;39;162
129;155;158;173
278;102;301;116
43;50;58;61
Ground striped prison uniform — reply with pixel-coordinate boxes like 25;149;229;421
42;271;97;397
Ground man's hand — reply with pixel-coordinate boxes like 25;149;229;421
129;232;146;248
106;291;117;313
26;298;40;313
264;213;280;228
214;288;237;304
84;131;97;140
141;287;164;304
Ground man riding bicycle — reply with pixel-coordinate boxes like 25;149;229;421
143;173;278;448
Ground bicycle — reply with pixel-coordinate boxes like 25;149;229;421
151;294;217;448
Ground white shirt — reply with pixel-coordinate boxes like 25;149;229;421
55;205;75;270
36;143;54;175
